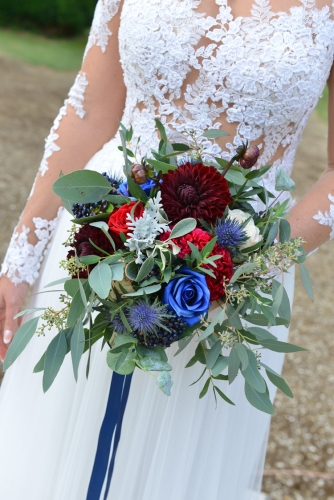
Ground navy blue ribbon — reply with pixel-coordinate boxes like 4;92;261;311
86;372;133;500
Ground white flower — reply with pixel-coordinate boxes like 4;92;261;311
228;209;262;250
125;193;170;263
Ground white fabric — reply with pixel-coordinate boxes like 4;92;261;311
0;0;333;498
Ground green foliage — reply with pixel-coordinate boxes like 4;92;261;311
0;0;97;36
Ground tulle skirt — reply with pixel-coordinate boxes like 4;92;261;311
0;138;295;500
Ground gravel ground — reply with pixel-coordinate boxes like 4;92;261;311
0;55;334;499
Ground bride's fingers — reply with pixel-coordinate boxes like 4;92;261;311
3;300;20;346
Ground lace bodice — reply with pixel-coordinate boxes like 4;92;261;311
3;0;334;286
117;0;334;194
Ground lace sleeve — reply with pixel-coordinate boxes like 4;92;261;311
1;0;126;286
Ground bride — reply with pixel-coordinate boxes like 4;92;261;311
1;1;334;499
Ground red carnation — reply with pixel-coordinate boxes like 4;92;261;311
160;162;231;225
67;225;114;279
108;202;144;245
203;244;233;300
167;228;233;300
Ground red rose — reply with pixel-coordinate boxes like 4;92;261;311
108;202;144;245
165;228;233;300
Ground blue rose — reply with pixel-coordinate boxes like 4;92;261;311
163;266;211;326
118;179;156;197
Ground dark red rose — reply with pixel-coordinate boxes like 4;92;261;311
160;162;231;225
108;202;144;244
165;228;233;300
67;225;114;278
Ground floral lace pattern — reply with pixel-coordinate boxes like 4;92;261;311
118;0;334;195
39;72;88;176
313;194;334;239
83;0;121;60
1;208;63;286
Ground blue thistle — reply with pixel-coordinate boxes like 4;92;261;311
127;299;168;334
110;313;128;335
215;217;248;248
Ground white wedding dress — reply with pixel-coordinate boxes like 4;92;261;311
1;1;334;499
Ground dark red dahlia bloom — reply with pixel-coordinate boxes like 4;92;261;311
166;228;233;301
67;225;114;278
160;162;231;224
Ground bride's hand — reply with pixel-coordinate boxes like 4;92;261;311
0;276;30;362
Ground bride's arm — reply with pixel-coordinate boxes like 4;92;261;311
0;0;125;357
287;65;334;253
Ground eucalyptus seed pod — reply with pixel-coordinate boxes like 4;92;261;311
239;145;260;169
131;163;147;184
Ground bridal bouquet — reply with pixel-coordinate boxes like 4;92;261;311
4;121;312;414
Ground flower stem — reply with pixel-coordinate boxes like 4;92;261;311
221;154;239;178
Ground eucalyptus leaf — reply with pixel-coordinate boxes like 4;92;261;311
157;371;173;396
230;263;257;284
14;307;45;319
206;340;222;370
214;386;235;405
241;350;266;393
107;350;136;375
235;343;249;370
275;167;296;192
70;321;85;381
211;355;229;377
123;284;161;297
228;347;240;384
266;221;279;246
43;331;67;392
199;377;211;399
3;316;40;370
300;263;314;301
260;339;307;353
265;368;293;398
155;118;168;143
244;381;275;414
44;277;71;288
88;263;112;299
226;302;243;329
147;158;177;174
67;290;85;326
248;327;277;341
33;352;46;373
127;176;149;203
279;219;291;243
138;358;172;372
111;262;125;281
53;170;111;202
79;255;101;265
197;308;225;342
136;256;154;282
170;218;197;239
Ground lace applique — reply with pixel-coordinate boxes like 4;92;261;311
0;208;63;286
39;72;88;177
83;0;121;60
67;73;89;119
118;0;334;195
313;194;334;239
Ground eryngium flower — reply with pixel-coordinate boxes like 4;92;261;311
239;145;260;169
160;162;231;224
127;299;168;334
215;217;248;248
110;313;128;335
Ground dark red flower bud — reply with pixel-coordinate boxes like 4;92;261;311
131;163;147;184
239;145;260;169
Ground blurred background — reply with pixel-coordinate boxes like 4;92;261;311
0;3;334;499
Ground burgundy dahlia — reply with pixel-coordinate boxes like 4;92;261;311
67;225;114;278
160;162;231;224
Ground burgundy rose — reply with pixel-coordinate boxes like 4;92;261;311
160;162;231;225
108;201;144;245
67;225;114;278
